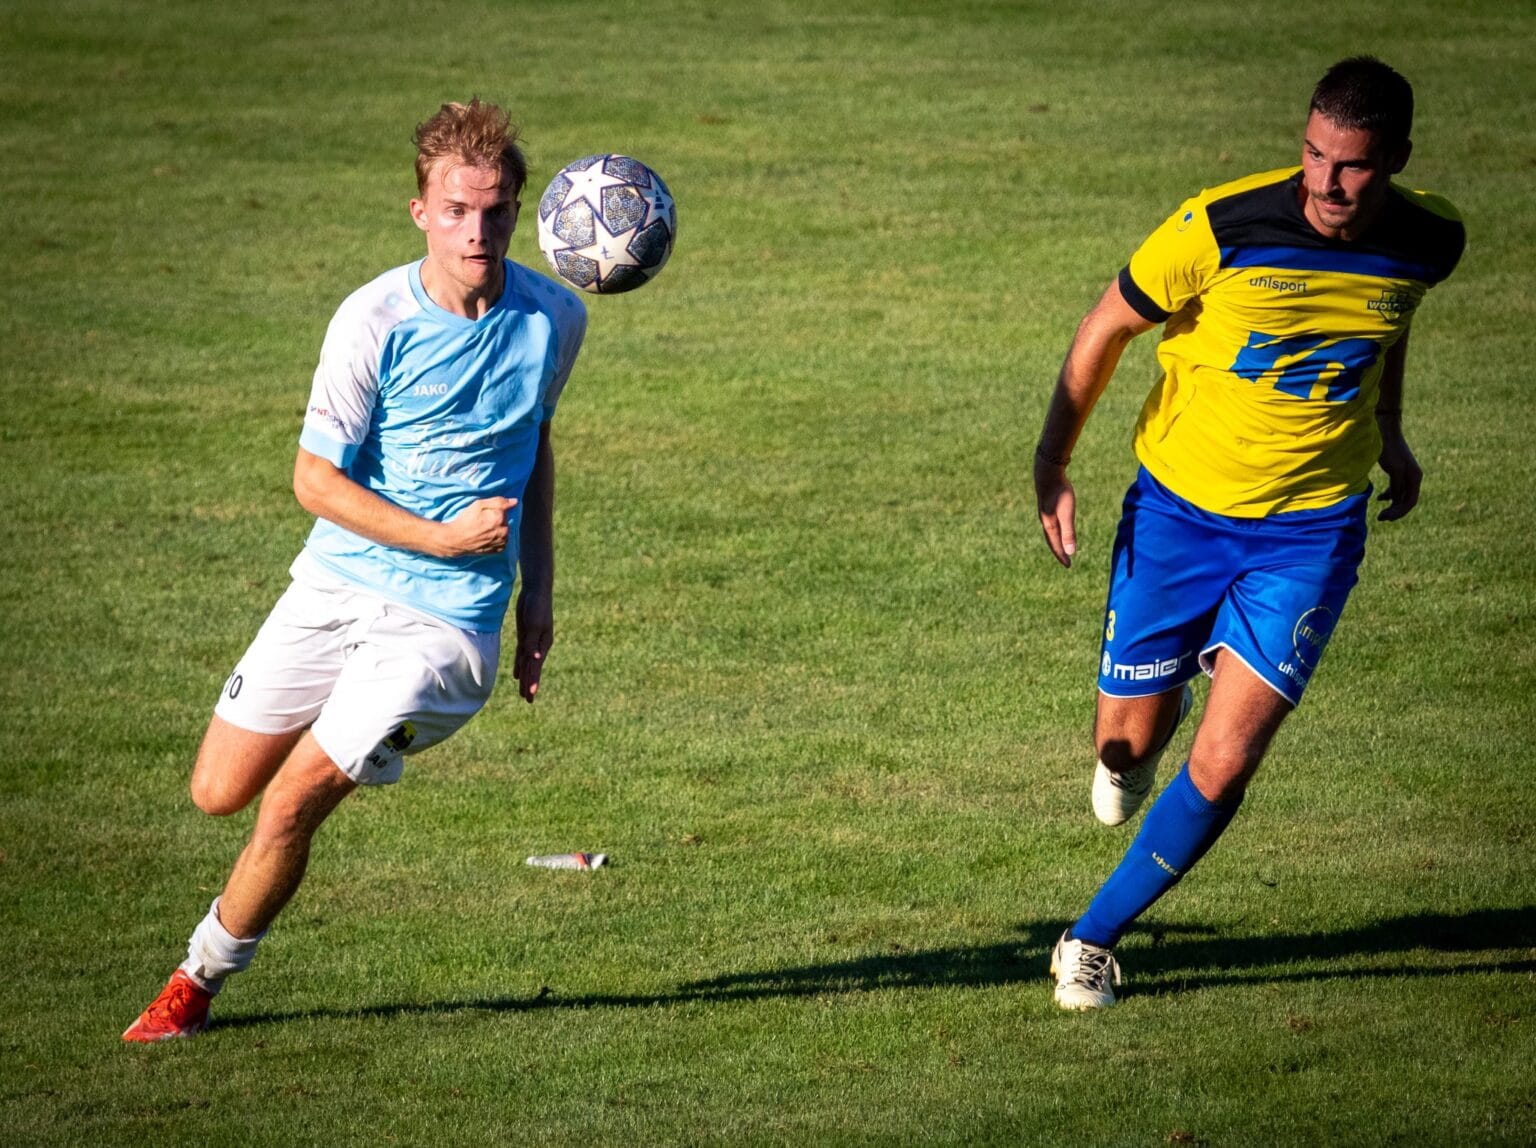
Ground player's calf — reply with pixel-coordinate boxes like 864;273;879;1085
1091;684;1194;826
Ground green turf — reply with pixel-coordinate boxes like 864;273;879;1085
3;0;1534;1144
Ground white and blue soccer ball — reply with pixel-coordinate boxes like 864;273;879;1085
535;154;675;294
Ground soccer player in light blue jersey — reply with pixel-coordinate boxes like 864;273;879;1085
125;100;588;1041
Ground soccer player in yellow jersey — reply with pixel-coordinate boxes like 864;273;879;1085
1033;57;1464;1009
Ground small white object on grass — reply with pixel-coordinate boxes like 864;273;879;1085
526;853;607;870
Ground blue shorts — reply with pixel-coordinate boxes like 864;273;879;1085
1097;469;1368;706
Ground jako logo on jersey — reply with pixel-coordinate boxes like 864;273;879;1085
1249;275;1308;294
1108;652;1192;682
411;383;450;397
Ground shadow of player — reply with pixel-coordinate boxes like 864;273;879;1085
210;905;1536;1031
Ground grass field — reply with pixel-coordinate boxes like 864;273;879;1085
3;0;1535;1143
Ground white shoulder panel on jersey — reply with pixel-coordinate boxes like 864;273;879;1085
301;265;423;467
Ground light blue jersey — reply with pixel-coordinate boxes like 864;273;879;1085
296;259;587;631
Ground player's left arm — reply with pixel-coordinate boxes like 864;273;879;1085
1374;329;1421;522
513;422;556;702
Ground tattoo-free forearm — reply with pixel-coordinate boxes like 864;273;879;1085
1375;328;1410;436
1037;282;1156;463
294;448;451;555
518;426;556;595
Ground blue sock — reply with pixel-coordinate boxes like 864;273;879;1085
1072;762;1241;949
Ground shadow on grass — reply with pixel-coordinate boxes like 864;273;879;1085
214;906;1536;1030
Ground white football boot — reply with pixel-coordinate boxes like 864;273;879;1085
1091;683;1194;826
1050;931;1122;1010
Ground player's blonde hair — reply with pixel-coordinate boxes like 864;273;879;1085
413;99;527;196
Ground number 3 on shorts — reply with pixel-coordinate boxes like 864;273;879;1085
1105;611;1116;642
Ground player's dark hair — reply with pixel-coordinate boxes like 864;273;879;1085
413;98;527;196
1310;56;1413;150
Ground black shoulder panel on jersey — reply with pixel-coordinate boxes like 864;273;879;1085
1204;170;1464;284
1204;173;1305;251
1371;189;1465;284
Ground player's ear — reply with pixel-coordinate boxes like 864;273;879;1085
1389;138;1412;175
510;200;521;232
409;197;429;233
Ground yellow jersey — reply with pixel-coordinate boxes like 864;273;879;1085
1120;167;1464;516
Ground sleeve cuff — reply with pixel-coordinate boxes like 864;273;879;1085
299;423;358;469
1117;266;1172;323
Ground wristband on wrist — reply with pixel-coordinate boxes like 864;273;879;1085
1034;445;1071;467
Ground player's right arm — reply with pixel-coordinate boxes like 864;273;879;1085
293;449;515;558
1034;279;1158;568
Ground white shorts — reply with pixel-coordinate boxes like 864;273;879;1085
214;559;499;785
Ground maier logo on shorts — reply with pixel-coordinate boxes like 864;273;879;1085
1107;652;1191;682
1291;606;1336;669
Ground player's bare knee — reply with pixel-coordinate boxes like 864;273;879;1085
1189;767;1250;805
1188;741;1262;802
1191;742;1251;777
189;771;251;817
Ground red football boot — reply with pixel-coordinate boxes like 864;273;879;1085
122;970;213;1042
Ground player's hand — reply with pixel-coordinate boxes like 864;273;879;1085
438;497;517;556
1376;435;1422;522
1034;458;1078;568
513;588;554;702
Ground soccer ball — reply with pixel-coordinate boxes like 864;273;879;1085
535;154;676;294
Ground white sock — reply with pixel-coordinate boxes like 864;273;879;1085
178;897;266;995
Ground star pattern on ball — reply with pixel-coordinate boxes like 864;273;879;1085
572;213;643;285
559;160;630;215
640;183;675;231
536;154;673;293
